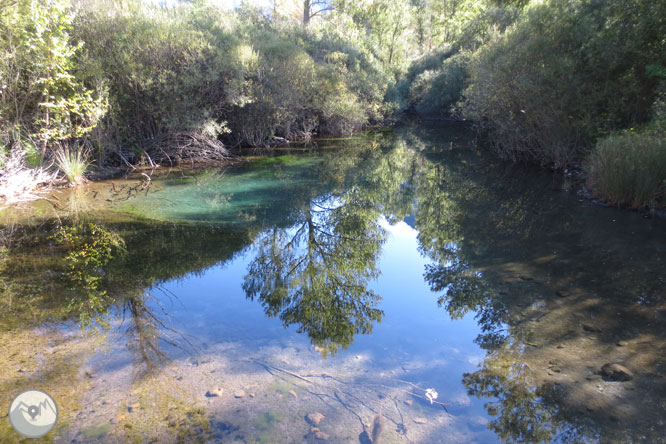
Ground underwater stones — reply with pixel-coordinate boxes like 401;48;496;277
110;413;126;424
234;390;246;398
288;389;298;399
413;417;427;424
314;431;329;440
600;363;633;381
205;387;224;397
404;399;413;406
616;340;629;347
582;323;603;333
306;412;324;426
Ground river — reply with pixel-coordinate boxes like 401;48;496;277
1;122;665;443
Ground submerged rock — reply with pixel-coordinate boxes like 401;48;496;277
600;363;633;381
306;412;325;426
234;390;246;398
205;387;224;397
413;417;427;424
314;431;329;440
582;323;603;333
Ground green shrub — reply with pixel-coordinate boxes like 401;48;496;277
462;0;666;168
0;0;107;159
416;52;470;116
586;102;666;209
585;132;666;209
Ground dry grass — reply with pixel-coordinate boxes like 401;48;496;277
0;151;56;205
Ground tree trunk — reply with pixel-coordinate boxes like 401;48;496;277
303;0;311;25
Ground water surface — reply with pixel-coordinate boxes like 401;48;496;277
1;123;665;443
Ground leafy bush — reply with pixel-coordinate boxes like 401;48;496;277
0;0;107;158
462;0;666;168
416;53;470;116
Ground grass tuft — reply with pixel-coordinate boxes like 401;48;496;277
585;132;666;209
54;146;91;185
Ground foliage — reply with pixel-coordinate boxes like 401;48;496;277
585;103;666;209
50;222;125;327
462;0;666;168
0;0;107;156
54;145;91;184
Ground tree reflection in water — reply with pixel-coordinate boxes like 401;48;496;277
3;123;665;442
241;134;426;356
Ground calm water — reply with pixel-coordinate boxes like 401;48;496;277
1;123;665;443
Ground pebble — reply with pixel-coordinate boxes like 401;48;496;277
314;431;329;440
234;390;246;398
110;413;126;424
127;403;140;412
414;418;427;424
600;363;633;381
582;323;602;333
205;387;224;397
404;399;413;406
249;393;255;398
306;412;325;426
288;390;298;399
616;340;629;346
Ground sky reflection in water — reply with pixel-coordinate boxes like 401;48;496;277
1;123;666;443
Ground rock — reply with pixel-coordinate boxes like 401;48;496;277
110;413;126;424
404;399;413;406
582;323;602;333
600;363;633;381
310;427;320;433
556;290;568;298
249;393;255;398
127;403;140;412
234;390;246;398
85;371;97;379
616;340;629;347
306;412;325;426
288;390;298;399
413;418;427;424
519;275;534;281
314;431;329;440
205;387;224;397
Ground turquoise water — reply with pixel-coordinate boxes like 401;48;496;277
1;123;666;443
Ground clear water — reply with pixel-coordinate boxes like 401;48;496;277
1;123;665;443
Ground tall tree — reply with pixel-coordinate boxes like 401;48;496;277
302;0;333;24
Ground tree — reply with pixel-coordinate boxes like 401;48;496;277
302;0;333;24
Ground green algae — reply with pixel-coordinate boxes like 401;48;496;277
81;423;112;439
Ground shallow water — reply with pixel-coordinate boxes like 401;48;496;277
1;123;665;443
